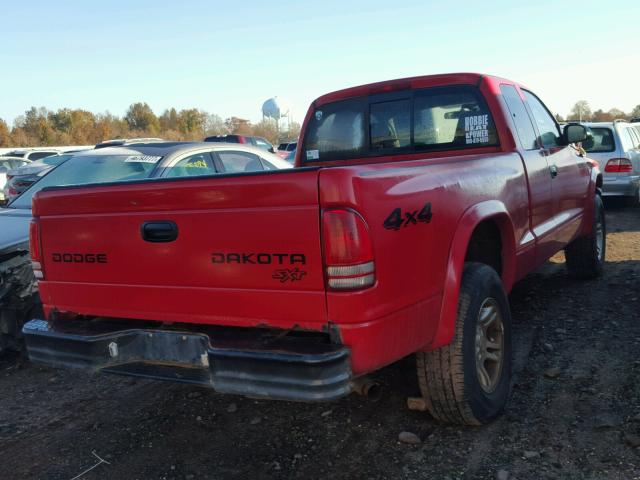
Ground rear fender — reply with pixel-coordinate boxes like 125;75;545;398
426;200;516;350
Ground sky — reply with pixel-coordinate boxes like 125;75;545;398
2;0;639;126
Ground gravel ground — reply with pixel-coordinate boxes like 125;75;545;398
0;200;638;480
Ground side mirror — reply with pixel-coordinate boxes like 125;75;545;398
564;123;588;144
269;147;276;154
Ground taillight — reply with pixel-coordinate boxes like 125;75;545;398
29;219;44;280
322;209;375;290
604;158;633;173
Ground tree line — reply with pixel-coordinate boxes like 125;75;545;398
558;101;640;123
2;99;639;148
0;103;300;148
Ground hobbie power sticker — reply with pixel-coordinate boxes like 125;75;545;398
306;149;320;161
465;115;490;144
124;155;162;164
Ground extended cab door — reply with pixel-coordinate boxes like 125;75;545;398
523;90;591;246
499;84;554;264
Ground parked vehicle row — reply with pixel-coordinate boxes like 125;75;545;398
21;73;604;426
204;134;277;154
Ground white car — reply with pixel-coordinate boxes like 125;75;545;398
583;120;640;205
0;157;31;203
3;149;61;161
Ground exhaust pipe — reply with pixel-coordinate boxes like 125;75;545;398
350;377;382;401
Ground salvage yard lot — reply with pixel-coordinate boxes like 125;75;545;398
0;202;638;480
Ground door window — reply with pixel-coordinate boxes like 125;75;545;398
500;85;539;150
625;127;640;150
166;152;216;178
217;150;265;173
522;91;562;149
370;99;411;150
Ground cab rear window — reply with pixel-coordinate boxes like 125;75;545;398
302;86;498;162
583;127;615;153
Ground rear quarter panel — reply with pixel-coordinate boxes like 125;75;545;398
320;152;529;372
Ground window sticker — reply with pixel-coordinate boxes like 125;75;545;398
306;149;320;161
464;114;490;144
124;155;162;164
315;111;323;121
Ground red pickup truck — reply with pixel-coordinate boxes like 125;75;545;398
24;73;605;425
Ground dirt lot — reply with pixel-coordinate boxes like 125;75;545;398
0;201;638;480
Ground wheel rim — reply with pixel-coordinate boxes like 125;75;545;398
475;298;504;393
595;210;604;262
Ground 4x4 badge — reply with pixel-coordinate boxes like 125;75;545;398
383;203;433;231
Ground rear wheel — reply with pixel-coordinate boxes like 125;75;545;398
415;262;512;425
565;194;606;279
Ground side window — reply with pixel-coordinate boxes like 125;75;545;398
413;90;498;148
626;127;640;150
217;151;265;173
370;99;411;150
166;152;216;178
500;85;539;150
522;91;562;149
30;152;56;161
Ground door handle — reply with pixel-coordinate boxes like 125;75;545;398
141;221;178;242
549;164;558;178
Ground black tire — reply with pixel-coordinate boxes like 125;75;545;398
416;262;512;425
565;194;606;279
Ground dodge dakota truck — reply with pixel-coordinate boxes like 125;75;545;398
23;73;605;425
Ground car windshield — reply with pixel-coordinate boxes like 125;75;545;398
9;153;161;209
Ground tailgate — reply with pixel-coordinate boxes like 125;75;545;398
34;169;328;330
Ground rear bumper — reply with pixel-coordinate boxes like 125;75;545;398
602;175;640;197
23;319;352;402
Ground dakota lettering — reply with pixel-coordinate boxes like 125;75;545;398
210;252;306;265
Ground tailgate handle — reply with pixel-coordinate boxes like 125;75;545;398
141;221;178;243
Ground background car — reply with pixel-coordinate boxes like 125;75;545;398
203;134;276;154
582;120;640;205
3;153;76;202
0;157;31;204
276;141;297;158
4;149;61;161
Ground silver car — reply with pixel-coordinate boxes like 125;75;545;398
583;121;640;205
